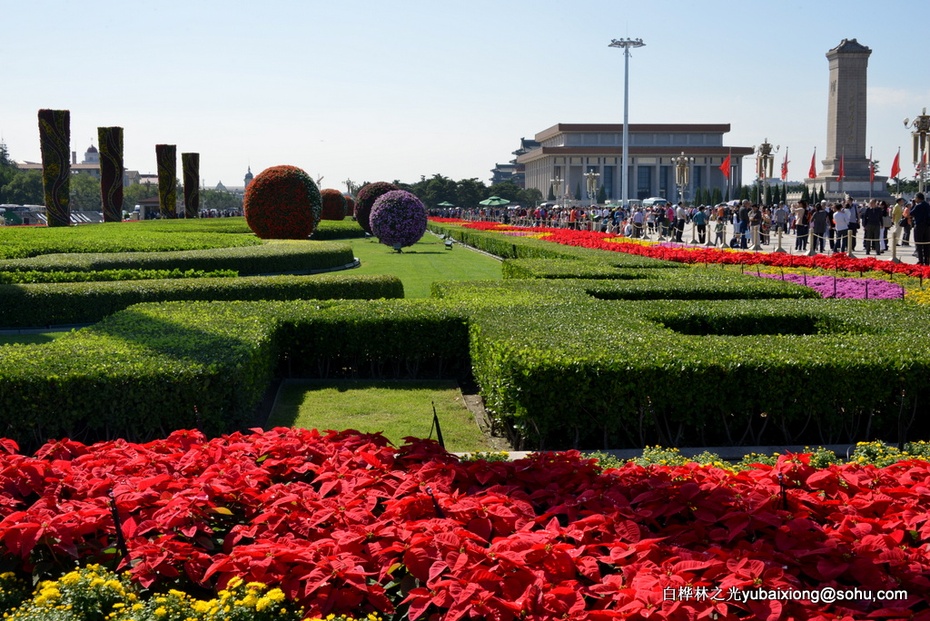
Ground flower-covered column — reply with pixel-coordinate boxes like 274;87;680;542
182;152;200;219
37;109;71;227
98;126;124;223
155;144;177;218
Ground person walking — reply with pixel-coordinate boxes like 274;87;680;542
793;200;809;251
912;192;930;265
674;202;687;243
833;203;850;253
862;200;883;255
692;205;708;244
810;203;829;253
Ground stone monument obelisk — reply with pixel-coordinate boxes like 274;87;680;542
810;38;888;200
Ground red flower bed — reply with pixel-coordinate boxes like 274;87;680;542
435;219;930;280
0;429;927;619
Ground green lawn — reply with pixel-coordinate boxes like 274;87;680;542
347;233;501;297
267;380;494;452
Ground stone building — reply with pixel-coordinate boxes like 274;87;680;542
517;123;752;204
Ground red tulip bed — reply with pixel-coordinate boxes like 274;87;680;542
431;218;930;281
1;428;928;620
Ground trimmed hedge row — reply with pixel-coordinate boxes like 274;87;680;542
0;274;403;328
0;240;354;276
470;297;930;450
429;221;680;268
502;258;652;280
0;299;469;448
433;273;819;303
2;288;926;450
0;220;260;260
0;268;237;284
0;301;282;444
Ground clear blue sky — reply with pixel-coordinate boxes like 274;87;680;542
2;0;927;191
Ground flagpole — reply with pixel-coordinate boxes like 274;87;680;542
868;147;873;200
726;149;733;202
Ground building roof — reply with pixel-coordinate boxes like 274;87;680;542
535;123;733;142
517;145;754;164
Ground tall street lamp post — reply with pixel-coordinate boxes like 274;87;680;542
584;171;600;207
550;177;563;210
905;108;930;194
672;152;693;204
755;139;778;205
609;37;645;211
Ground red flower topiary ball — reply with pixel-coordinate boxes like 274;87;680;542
344;195;356;217
243;165;321;239
355;181;398;234
320;188;347;220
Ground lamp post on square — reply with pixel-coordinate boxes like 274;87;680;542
609;37;645;211
905;108;930;194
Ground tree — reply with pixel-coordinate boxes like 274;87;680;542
711;187;723;205
597;185;607;203
1;170;43;205
201;188;242;213
0;144;15;203
487;181;523;203
123;182;160;209
801;185;811;202
455;178;487;209
70;174;102;211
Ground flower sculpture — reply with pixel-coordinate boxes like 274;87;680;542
344;194;356;217
354;181;398;234
243;165;321;239
320;188;347;220
370;190;427;249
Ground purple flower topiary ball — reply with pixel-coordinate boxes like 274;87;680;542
370;190;428;248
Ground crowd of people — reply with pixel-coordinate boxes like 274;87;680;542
430;193;930;266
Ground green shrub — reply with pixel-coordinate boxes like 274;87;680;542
0;268;237;284
502;259;654;280
0;274;402;328
469;298;930;450
0;219;259;260
0;241;354;276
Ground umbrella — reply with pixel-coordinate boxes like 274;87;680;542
478;196;510;207
437;201;455;207
726;199;741;207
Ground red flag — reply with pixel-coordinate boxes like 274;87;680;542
808;149;817;179
719;154;731;179
781;148;789;181
869;148;875;183
838;154;845;182
890;149;901;178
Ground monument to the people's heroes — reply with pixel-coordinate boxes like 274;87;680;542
808;38;890;200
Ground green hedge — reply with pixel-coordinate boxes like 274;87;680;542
0;299;468;448
502;258;654;280
0;301;282;444
274;299;470;379
0;240;354;275
469;298;930;450
0;268;237;284
0;274;402;328
2;293;927;451
429;221;679;268
433;273;818;304
0;220;260;260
